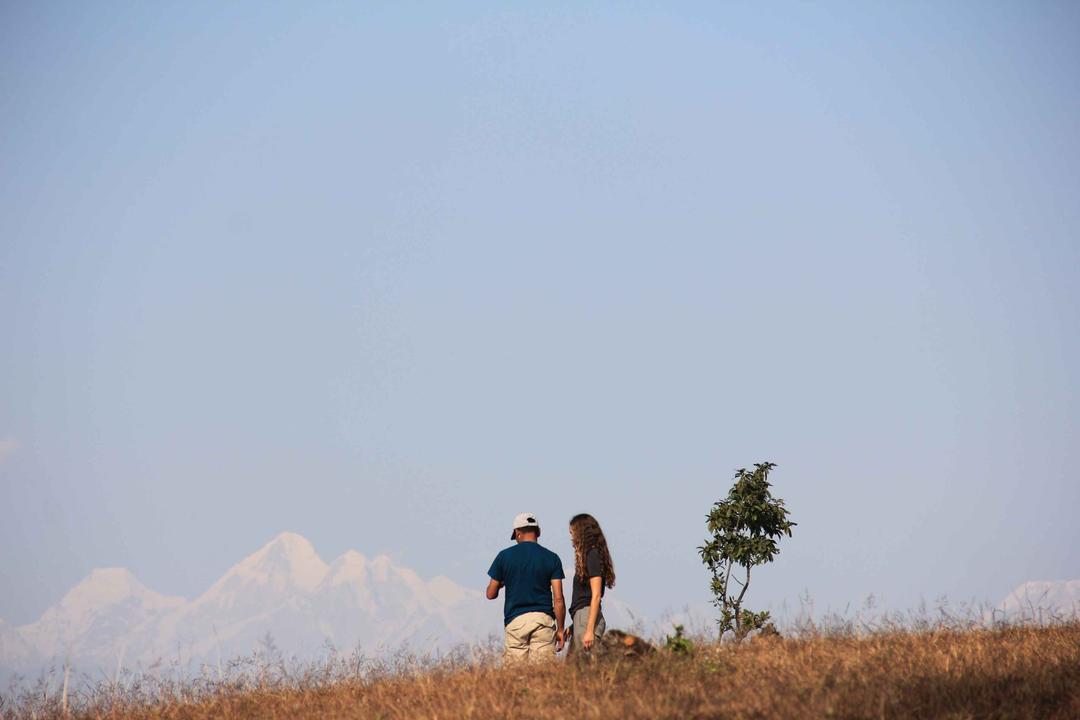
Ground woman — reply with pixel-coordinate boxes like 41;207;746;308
567;513;616;655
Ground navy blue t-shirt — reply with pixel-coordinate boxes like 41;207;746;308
487;541;565;625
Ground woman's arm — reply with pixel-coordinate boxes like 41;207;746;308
583;576;603;650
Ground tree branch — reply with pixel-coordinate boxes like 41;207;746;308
734;564;752;631
735;565;751;607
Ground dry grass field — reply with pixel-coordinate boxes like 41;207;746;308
4;622;1078;719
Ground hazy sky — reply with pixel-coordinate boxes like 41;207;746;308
2;1;1078;627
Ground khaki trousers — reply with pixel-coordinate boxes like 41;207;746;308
504;611;556;661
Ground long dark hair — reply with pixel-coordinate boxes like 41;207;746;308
569;513;615;588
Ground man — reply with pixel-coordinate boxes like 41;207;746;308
486;512;567;661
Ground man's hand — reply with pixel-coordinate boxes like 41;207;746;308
555;628;566;653
582;628;595;651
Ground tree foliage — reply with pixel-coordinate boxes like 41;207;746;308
698;462;795;636
663;624;694;655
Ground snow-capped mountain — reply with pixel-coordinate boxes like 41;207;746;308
993;580;1080;622
1;532;635;681
17;567;185;667
0;619;33;670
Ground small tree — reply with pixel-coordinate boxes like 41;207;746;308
698;462;795;636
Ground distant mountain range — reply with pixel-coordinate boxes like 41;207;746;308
3;534;1073;684
991;580;1080;623
0;532;635;682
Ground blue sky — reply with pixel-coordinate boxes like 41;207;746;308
2;1;1078;626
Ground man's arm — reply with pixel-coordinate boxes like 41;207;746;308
486;553;503;600
551;578;566;650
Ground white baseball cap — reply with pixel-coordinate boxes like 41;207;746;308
511;512;540;540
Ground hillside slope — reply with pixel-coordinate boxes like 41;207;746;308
9;623;1078;720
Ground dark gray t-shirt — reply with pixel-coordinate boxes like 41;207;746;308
569;548;606;616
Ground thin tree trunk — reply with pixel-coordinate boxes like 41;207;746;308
721;560;735;636
734;565;752;633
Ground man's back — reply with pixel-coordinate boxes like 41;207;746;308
488;541;564;625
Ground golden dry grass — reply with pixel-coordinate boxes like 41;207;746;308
7;623;1078;719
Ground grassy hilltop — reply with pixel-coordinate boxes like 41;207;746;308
5;622;1078;719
